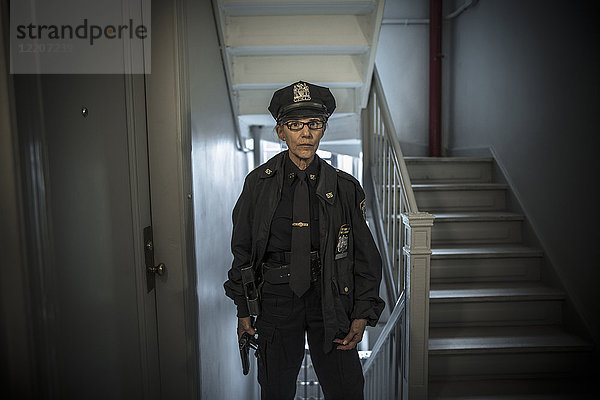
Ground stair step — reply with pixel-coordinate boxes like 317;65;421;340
413;183;508;212
430;393;597;400
431;212;524;245
429;326;593;354
238;87;357;115
429;283;565;327
219;0;377;16
429;325;594;382
430;282;565;303
225;15;369;49
433;212;524;222
228;44;370;57
414;183;507;190
429;326;594;381
405;157;494;184
429;378;599;400
231;54;363;88
431;245;543;259
431;246;542;283
429;350;594;382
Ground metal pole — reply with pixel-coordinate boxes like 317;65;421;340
429;0;443;157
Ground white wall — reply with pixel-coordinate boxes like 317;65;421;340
375;0;431;155
186;0;259;398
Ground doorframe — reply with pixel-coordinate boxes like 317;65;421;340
124;73;161;400
1;0;61;396
145;0;199;398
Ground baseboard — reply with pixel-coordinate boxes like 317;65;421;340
399;140;429;157
448;146;492;157
488;145;595;345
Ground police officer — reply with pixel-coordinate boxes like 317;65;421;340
224;81;384;400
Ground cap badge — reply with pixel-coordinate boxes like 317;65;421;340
293;82;311;102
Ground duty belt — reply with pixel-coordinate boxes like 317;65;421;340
262;251;321;284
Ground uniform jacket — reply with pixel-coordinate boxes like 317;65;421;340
224;151;385;352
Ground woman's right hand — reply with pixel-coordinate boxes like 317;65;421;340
237;316;256;341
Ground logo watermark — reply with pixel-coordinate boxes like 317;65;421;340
10;0;151;74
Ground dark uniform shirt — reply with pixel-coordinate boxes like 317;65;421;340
266;155;320;253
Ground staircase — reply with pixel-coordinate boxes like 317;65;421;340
404;157;596;399
211;0;386;155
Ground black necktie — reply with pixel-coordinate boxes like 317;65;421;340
290;170;311;297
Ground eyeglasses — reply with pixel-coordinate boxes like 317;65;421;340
282;120;325;131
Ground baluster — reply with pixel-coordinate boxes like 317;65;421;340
376;357;380;398
387;336;392;397
389;146;394;239
390;327;396;399
370;91;375;170
377;106;382;191
379;121;384;205
399;190;406;294
403;319;407;398
394;167;401;292
380;128;385;214
373;94;378;175
382;140;387;235
381;340;386;398
389;167;397;286
391;316;397;400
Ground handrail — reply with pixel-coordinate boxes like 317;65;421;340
362;293;405;372
362;67;434;400
210;0;251;153
371;68;418;213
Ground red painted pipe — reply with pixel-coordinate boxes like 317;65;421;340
429;0;442;157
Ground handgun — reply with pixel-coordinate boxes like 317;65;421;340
239;331;258;375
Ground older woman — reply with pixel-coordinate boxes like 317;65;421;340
224;81;384;400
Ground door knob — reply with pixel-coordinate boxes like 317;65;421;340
147;263;166;276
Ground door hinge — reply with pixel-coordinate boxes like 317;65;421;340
144;226;166;291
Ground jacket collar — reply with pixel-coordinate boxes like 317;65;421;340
316;156;337;205
259;151;285;176
259;151;337;205
259;151;286;192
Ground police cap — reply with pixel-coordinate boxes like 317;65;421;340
268;81;336;122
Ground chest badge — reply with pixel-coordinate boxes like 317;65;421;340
335;224;351;260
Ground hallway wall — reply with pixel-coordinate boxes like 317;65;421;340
375;0;430;155
447;0;600;342
185;0;258;398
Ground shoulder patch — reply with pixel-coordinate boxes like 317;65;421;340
254;151;285;179
360;199;367;221
335;169;360;184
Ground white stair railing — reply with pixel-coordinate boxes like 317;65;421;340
362;68;434;400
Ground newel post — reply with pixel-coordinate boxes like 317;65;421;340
402;212;434;400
